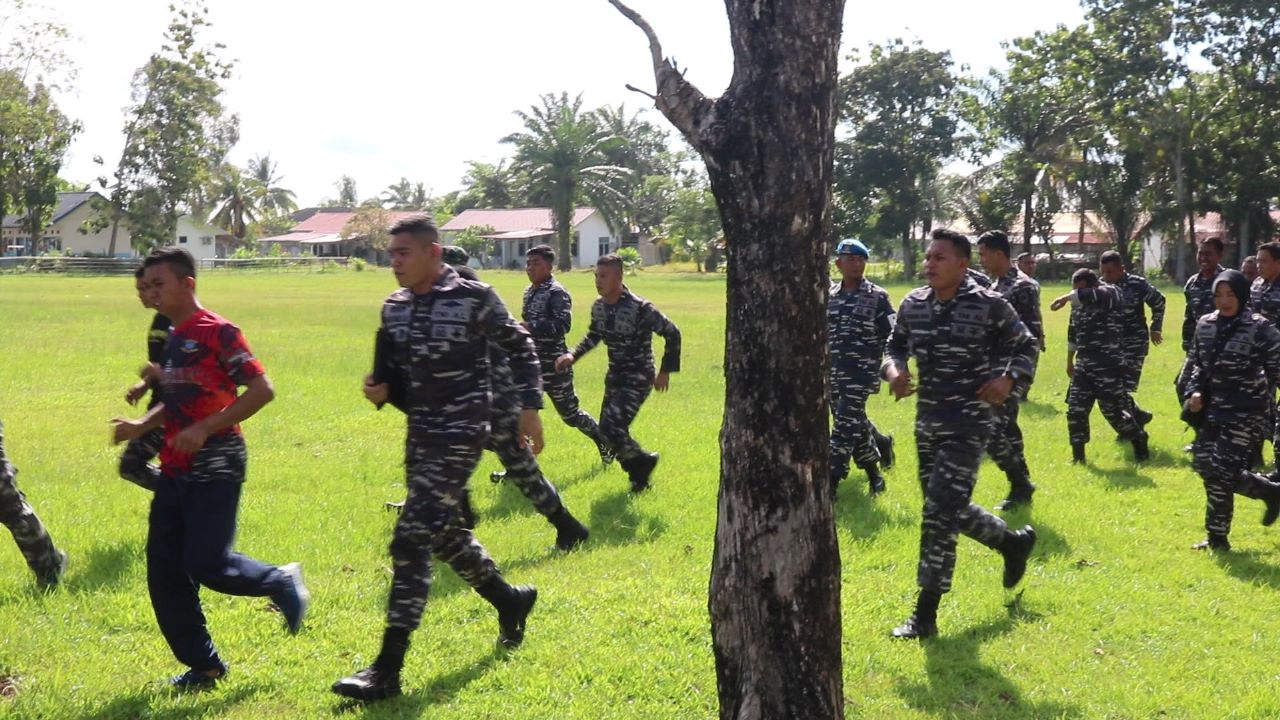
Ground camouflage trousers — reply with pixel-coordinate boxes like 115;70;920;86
1067;365;1140;445
1193;416;1279;538
915;428;1009;594
1175;356;1194;411
829;382;881;475
986;397;1029;480
0;421;61;579
488;405;563;518
119;426;164;492
388;438;503;630
1119;338;1149;395
542;365;605;447
599;370;654;463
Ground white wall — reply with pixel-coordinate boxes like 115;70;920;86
57;204;134;257
575;212;615;267
170;215;221;261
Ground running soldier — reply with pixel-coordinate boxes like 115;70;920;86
977;231;1042;509
0;420;66;588
333;215;540;702
827;239;896;497
111;248;309;689
118;265;171;491
1176;238;1226;411
883;228;1038;640
556;255;681;493
522;245;612;463
1249;242;1280;473
1097;251;1165;428
1182;270;1280;551
1049;269;1150;464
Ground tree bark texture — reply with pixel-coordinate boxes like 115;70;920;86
611;2;845;718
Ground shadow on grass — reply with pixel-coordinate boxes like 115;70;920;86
835;488;911;541
70;681;264;720
72;541;141;593
479;464;609;524
897;607;1082;719
1082;462;1157;491
1213;547;1280;590
1019;399;1062;420
332;650;502;718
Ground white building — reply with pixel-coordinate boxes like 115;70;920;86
1;191;133;257
169;214;234;261
441;207;642;268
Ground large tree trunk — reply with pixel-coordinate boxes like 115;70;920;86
901;226;915;281
612;2;845;718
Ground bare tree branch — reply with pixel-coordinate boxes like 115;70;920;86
624;83;658;101
607;0;718;152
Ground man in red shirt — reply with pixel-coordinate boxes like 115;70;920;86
112;248;308;689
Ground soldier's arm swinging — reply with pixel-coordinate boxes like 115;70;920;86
881;299;914;399
1145;281;1166;344
558;314;604;372
648;304;681;392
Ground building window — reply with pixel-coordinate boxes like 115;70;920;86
178;236;188;244
201;236;213;246
571;239;579;258
598;237;610;258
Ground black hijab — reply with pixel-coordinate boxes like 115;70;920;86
1212;269;1251;319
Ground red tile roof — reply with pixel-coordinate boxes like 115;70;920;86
289;209;424;234
440;207;597;234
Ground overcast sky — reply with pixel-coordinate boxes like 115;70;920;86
40;0;1085;208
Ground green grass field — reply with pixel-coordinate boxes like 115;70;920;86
1;268;1277;719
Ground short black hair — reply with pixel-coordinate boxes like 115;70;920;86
930;228;971;260
134;265;147;279
1099;250;1123;266
1016;252;1034;262
526;244;555;264
389;213;440;244
1258;242;1280;262
976;230;1011;259
1242;255;1258;265
597;254;623;274
143;247;196;280
1200;236;1225;254
1072;267;1099;287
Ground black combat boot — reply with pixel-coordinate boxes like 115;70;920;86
1072;442;1087;464
996;464;1035;511
875;433;896;470
1000;525;1037;589
891;590;940;640
621;452;659;492
332;627;408;701
548;506;590;550
1261;473;1280;527
477;580;538;648
1131;432;1150;462
1192;535;1230;551
866;465;887;496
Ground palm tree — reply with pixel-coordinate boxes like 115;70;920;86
381;177;430;209
503;92;631;270
208;163;266;239
246;153;298;216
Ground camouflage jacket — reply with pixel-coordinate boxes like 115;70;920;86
883;277;1038;429
571;287;681;375
1182;266;1225;351
379;265;542;442
827;278;895;386
1249;276;1280;326
991;266;1045;350
1112;271;1166;342
1186;311;1280;418
1067;284;1126;370
522;277;573;367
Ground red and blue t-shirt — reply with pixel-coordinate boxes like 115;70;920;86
158;309;265;473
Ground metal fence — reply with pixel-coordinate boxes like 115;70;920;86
0;256;353;274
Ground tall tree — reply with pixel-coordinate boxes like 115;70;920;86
835;41;963;278
456;160;518;211
660;176;721;272
245;153;297;216
612;1;845;717
207;162;264;240
381;177;430;210
502;92;631;271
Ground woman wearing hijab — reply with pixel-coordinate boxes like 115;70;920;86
1184;270;1280;551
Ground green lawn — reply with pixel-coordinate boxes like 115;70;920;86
0;269;1277;719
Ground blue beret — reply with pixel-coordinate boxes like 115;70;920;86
836;239;869;258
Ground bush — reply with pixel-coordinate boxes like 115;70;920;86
352;258;367;272
617;246;642;274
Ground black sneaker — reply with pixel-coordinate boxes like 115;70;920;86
876;435;896;470
170;665;226;691
623;452;659;493
34;550;67;590
271;563;310;634
497;585;538;649
331;666;402;702
890;615;937;640
1001;525;1037;589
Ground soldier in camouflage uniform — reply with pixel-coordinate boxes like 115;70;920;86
556;255;681;493
1049;269;1150;464
522;245;612;463
1098;251;1165;430
333;216;540;702
0;420;66;588
883;229;1038;640
1176;238;1226;416
1016;252;1038;280
1250;242;1280;472
977;231;1043;509
118;265;171;492
1182;270;1280;551
828;239;896;497
1242;255;1259;285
